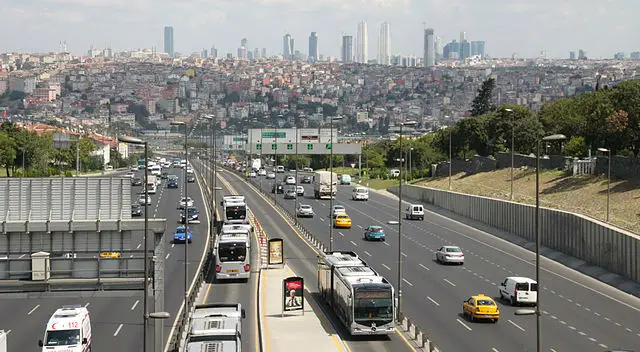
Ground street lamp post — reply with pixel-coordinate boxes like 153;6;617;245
149;311;170;352
203;115;217;225
597;147;611;222
118;135;149;352
448;127;452;191
295;129;299;225
504;108;515;200
408;147;414;183
274;136;278;206
170;121;190;327
329;117;334;251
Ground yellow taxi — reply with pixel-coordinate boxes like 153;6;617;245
462;294;499;323
334;214;352;229
99;252;121;259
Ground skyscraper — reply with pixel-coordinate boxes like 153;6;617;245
283;34;294;60
470;41;485;58
238;38;248;60
262;48;267;59
356;21;368;63
459;31;467;60
211;46;218;58
378;22;391;65
424;28;435;67
164;26;174;57
308;32;319;62
254;48;260;59
342;35;353;63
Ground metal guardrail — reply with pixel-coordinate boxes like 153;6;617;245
222;165;441;351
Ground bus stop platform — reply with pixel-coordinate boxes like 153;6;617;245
260;264;349;352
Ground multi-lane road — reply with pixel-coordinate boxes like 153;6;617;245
0;167;209;351
225;168;640;352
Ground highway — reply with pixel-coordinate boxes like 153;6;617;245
0;166;209;351
191;158;258;352
207;165;416;352
231;168;640;352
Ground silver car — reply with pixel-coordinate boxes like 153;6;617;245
296;204;314;218
435;246;465;265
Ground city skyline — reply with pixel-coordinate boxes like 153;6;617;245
3;0;639;59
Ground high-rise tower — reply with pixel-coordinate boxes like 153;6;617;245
164;26;174;57
378;22;391;65
356;21;368;63
309;32;319;62
342;35;353;63
424;28;435;67
283;34;294;60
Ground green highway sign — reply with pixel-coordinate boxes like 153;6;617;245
307;144;313;150
262;132;286;139
287;144;293;150
233;137;248;142
256;144;262;150
271;144;277;150
326;143;332;150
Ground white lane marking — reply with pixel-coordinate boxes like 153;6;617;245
401;252;407;257
350;240;358;247
166;253;171;260
492;348;499;352
402;278;414;287
382;264;391;271
339;232;345;237
27;304;40;315
427;296;440;306
507;319;526;332
356;224;363;229
364;251;372;257
550;349;557;352
84;303;90;308
578;331;586;336
171;243;175;248
456;318;472;331
443;278;456;287
320;218;325;222
113;324;123;336
419;263;430;271
598;344;608;348
19;254;25;259
136;244;142;249
131;300;139;310
383;241;391;246
5;330;10;335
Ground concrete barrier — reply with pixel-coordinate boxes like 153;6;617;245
389;185;640;284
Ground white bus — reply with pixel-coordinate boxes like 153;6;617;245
146;175;157;194
221;195;248;224
150;165;162;176
317;251;396;335
214;224;251;281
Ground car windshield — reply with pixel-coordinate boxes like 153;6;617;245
337;215;348;219
334;206;345;211
187;208;197;215
300;205;311;210
357;189;367;193
477;299;495;306
176;227;186;234
446;247;462;253
45;329;81;346
370;227;383;232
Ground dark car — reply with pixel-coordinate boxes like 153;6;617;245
131;203;142;217
272;183;284;194
180;207;199;223
300;175;312;184
161;172;169;179
187;175;196;183
167;177;179;188
131;177;143;186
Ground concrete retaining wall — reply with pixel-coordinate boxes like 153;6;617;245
389;185;640;283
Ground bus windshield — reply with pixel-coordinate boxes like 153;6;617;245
353;288;393;325
218;242;247;262
225;206;246;221
45;329;81;346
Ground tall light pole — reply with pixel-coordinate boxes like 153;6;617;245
170;121;189;326
597;147;611;222
273;135;278;206
389;120;416;323
504;108;515;200
294;128;299;225
408;147;414;183
118;135;149;352
448;127;452;191
328;116;343;251
203;115;217;225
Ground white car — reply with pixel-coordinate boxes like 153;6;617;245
138;194;151;205
499;277;538;306
331;205;346;218
248;171;257;178
352;186;369;201
296;204;314;217
435;245;464;265
258;169;267;176
178;197;194;209
296;185;304;196
186;168;194;174
125;172;135;179
266;172;276;179
285;176;296;185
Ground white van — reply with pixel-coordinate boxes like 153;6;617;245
276;165;285;173
351;186;369;201
389;169;400;178
499;277;538;306
39;305;91;352
405;204;424;220
150;165;162;176
340;174;351;185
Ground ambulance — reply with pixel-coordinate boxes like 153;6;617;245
38;305;92;352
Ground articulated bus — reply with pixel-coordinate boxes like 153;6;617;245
317;251;396;335
214;224;252;281
221;195;248;224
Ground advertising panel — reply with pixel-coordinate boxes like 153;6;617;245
268;238;284;265
356;111;369;122
283;277;304;312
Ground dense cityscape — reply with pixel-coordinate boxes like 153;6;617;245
1;7;640;352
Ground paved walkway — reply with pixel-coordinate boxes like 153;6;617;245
260;264;347;352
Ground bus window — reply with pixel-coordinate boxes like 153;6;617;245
218;242;247;262
353;289;393;326
226;206;246;222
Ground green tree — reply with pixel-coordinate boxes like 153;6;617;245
539;98;585;140
611;80;640;155
456;114;492;157
490;105;540;155
0;132;16;176
565;136;587;157
470;78;496;116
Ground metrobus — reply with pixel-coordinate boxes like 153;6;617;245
221;195;248;224
318;251;396;335
214;224;252;281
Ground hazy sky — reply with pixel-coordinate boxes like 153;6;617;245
3;0;638;59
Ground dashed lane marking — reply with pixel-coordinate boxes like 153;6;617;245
402;278;414;287
507;319;526;332
131;300;139;310
427;296;440;306
456;318;472;331
364;251;372;257
166;253;171;260
443;279;456;287
382;264;391;271
350;240;358;247
419;263;430;271
28;304;40;315
113;324;123;336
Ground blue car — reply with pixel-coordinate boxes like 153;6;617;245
363;226;385;241
173;226;193;243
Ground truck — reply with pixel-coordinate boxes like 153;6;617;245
185;303;246;352
251;158;261;171
313;171;337;199
146;175;157;194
